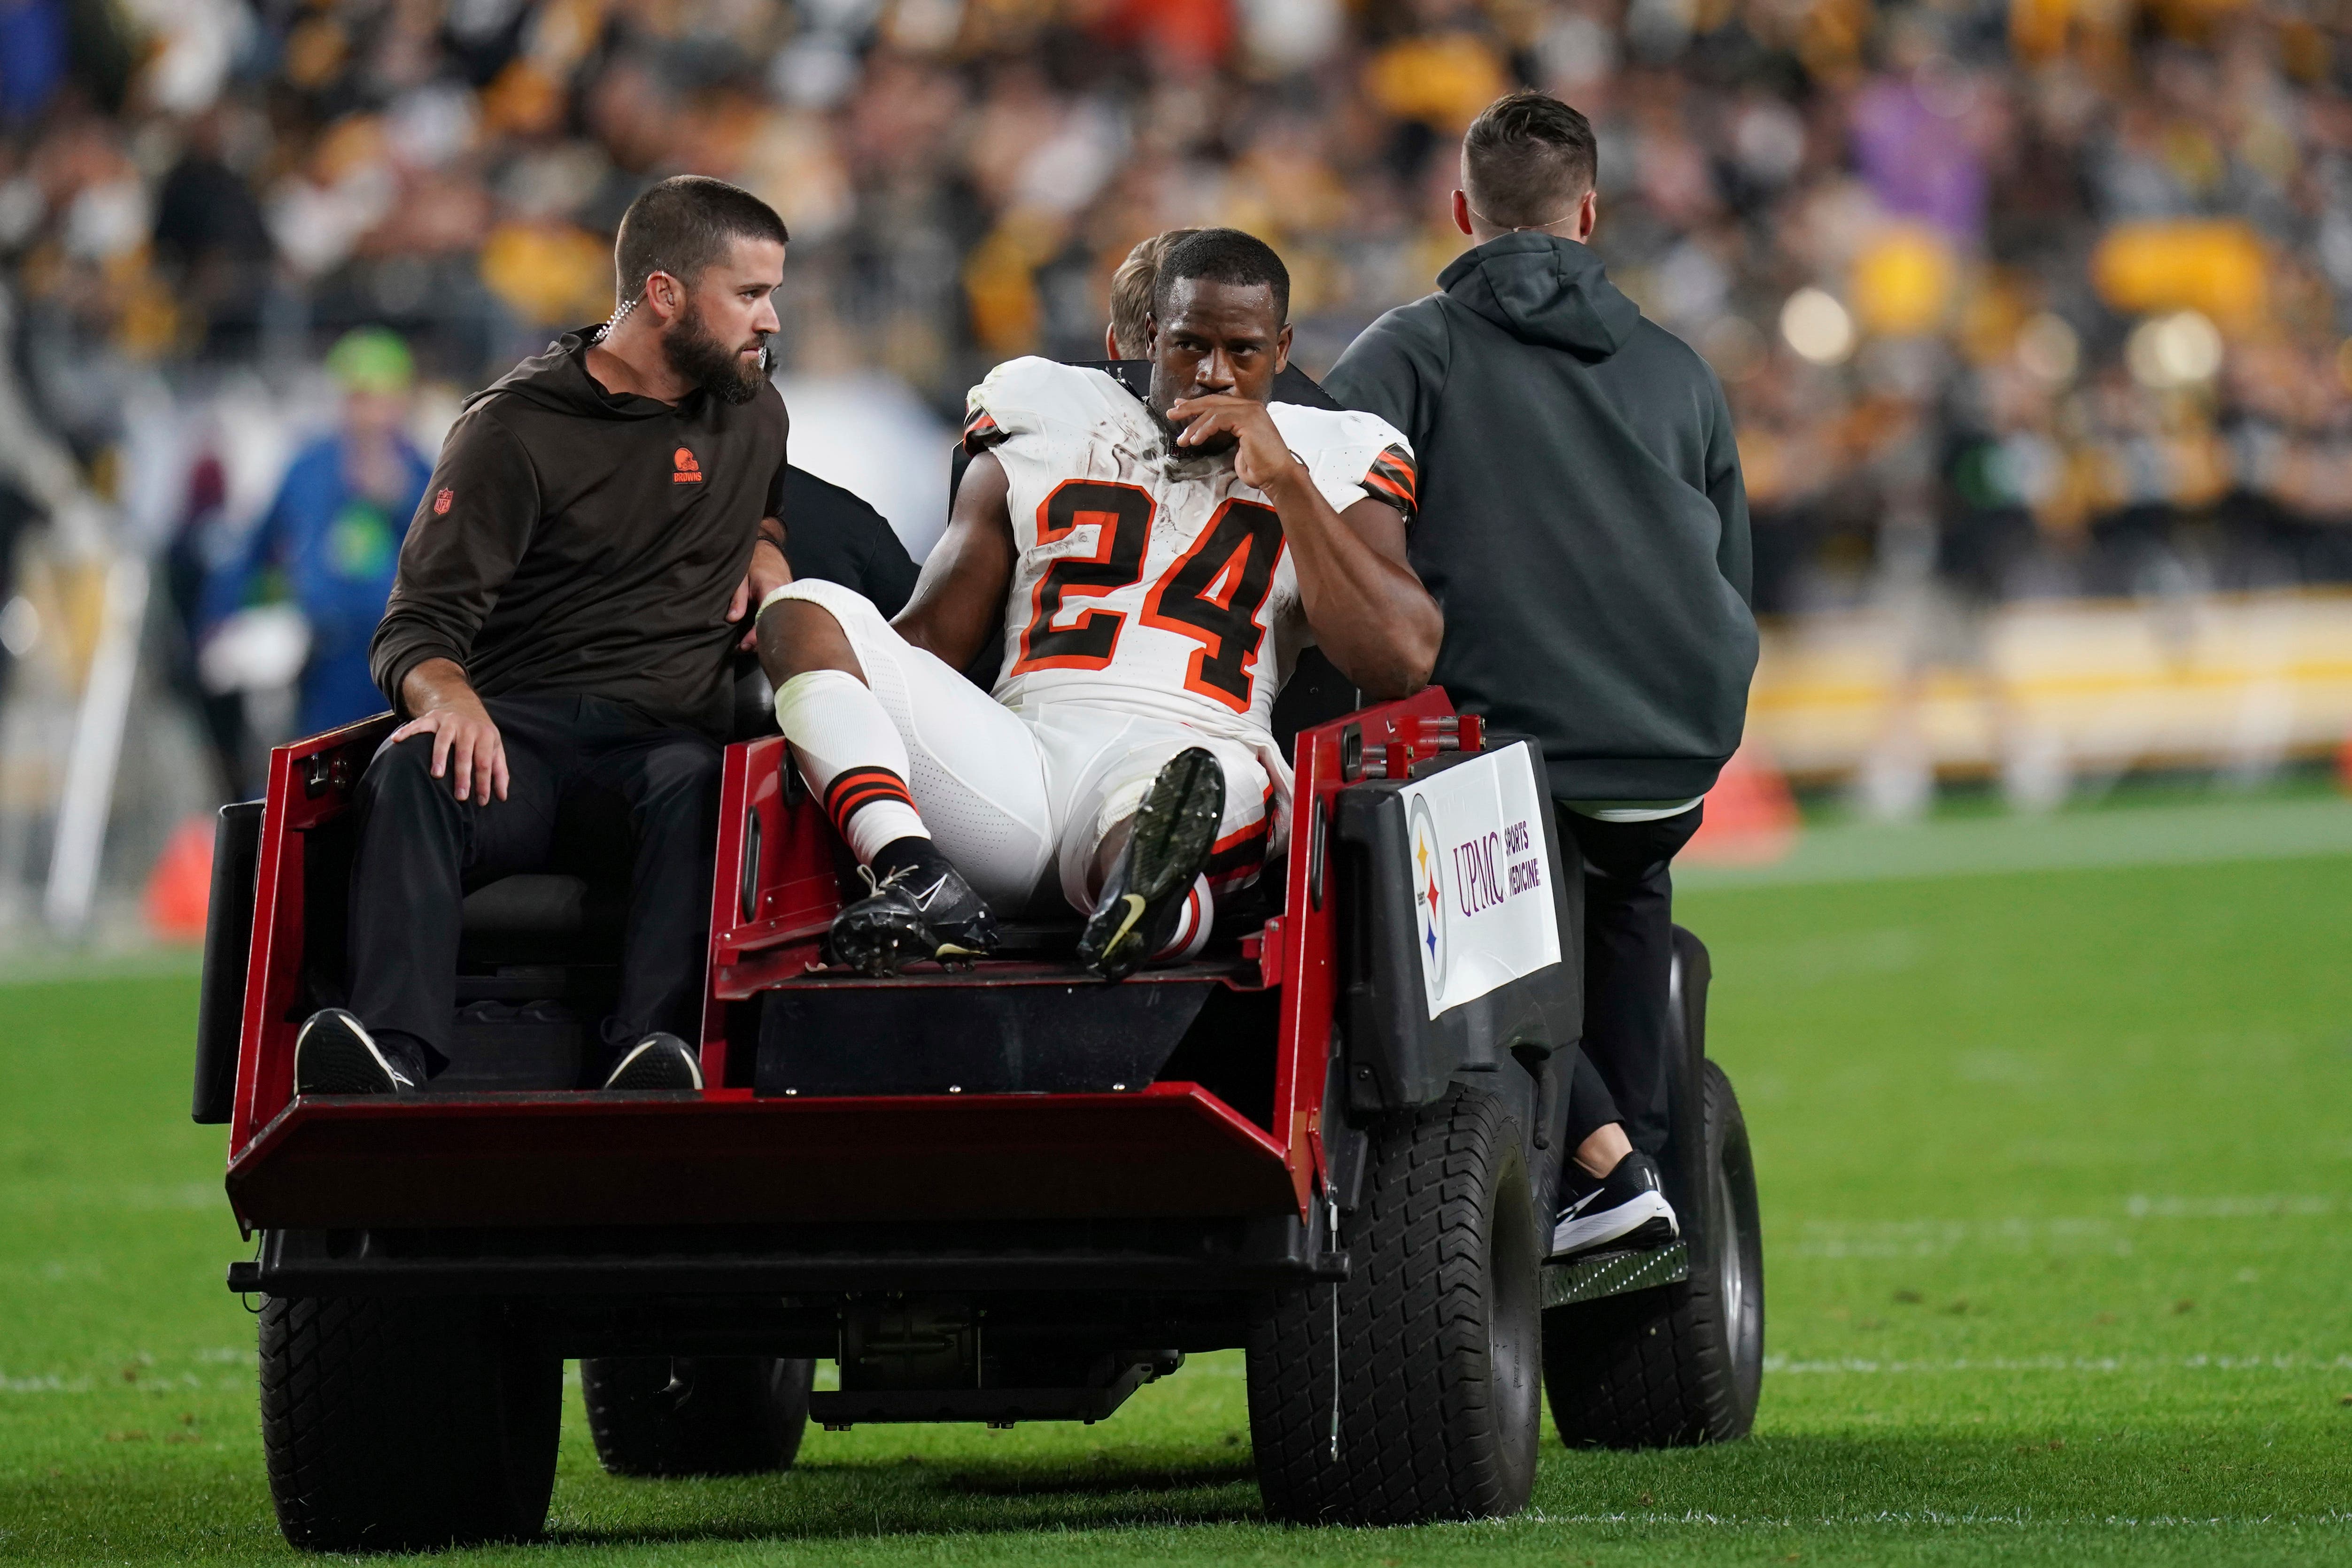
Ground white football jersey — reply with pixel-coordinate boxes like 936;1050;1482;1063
962;357;1417;771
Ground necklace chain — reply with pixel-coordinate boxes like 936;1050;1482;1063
1466;199;1580;235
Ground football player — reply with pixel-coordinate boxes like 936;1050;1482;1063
756;229;1439;978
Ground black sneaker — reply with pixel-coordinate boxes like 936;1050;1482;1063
602;1033;704;1092
1549;1151;1679;1259
828;839;999;977
294;1009;418;1096
1077;747;1224;981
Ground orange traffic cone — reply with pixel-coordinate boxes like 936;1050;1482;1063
1682;742;1800;866
144;817;215;943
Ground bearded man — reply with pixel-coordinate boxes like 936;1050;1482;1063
293;176;793;1098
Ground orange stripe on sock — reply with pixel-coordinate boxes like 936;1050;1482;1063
828;785;911;823
821;767;915;833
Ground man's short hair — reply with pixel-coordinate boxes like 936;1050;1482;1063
1462;91;1598;230
613;176;791;304
1151;228;1290;328
1108;228;1200;358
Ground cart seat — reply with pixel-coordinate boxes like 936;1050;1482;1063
459;874;622;954
446;874;625;1091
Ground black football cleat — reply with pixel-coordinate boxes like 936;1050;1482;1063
602;1033;704;1092
1548;1151;1679;1259
828;840;1000;977
293;1009;418;1096
1077;747;1224;981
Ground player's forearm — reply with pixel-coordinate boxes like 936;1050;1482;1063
893;596;990;669
891;537;1003;669
1319;572;1442;698
1263;471;1440;697
891;451;1014;670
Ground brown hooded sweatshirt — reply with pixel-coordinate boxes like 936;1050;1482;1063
370;325;790;739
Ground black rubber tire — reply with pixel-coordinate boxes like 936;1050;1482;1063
581;1356;814;1477
1542;1058;1764;1447
259;1294;560;1552
1246;1086;1543;1524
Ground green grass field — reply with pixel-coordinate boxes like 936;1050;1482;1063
4;797;2350;1564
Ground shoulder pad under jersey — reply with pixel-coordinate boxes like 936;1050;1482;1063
1268;403;1420;523
962;356;1130;453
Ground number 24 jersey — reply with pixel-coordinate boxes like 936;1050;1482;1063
962;356;1418;750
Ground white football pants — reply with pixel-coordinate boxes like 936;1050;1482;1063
765;579;1278;915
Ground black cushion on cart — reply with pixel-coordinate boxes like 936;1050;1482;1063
444;875;625;1089
460;874;617;937
456;874;627;972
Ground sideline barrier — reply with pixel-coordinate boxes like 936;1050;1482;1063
1749;587;2352;784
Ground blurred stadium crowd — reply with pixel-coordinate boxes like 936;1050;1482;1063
5;0;2352;931
9;0;2352;597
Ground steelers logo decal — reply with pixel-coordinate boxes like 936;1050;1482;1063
1408;796;1447;1003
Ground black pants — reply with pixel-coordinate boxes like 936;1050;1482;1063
344;694;722;1077
1555;803;1705;1160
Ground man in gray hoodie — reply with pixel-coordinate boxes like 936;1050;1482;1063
1326;91;1758;1259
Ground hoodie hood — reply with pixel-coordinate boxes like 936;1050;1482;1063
464;326;681;420
1438;234;1641;360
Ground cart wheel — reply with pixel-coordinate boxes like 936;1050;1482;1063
1542;1058;1764;1446
259;1294;560;1551
1247;1085;1543;1524
582;1356;814;1476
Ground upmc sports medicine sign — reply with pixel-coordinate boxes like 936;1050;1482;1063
1399;745;1562;1020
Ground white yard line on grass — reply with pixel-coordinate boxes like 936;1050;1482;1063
1520;1507;2352;1528
0;1373;248;1394
1790;1196;2346;1257
0;945;202;986
1680;796;2352;888
1764;1353;2352;1374
2;1182;221;1213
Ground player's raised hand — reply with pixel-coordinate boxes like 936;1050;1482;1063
1168;394;1303;494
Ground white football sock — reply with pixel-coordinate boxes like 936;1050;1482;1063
774;669;929;865
1149;875;1214;964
